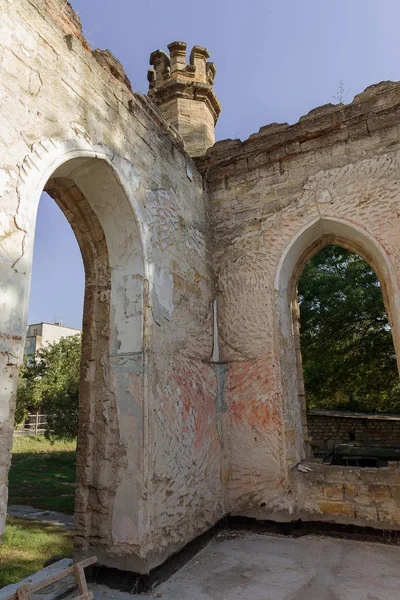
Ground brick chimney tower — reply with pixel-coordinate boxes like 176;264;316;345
148;42;221;157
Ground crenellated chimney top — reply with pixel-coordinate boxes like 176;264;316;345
147;42;221;157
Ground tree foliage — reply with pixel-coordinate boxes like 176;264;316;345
298;244;400;413
16;335;81;441
15;357;41;425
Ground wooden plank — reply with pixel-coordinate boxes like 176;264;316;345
75;593;93;600
2;558;97;600
29;557;97;593
16;586;30;600
0;560;74;600
73;563;88;595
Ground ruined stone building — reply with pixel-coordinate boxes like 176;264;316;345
2;0;400;577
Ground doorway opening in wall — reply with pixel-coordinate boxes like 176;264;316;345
2;192;83;588
297;243;400;467
2;155;143;587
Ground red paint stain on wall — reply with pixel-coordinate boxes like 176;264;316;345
227;358;281;430
162;356;218;451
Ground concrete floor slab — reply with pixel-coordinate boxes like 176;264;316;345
91;531;400;599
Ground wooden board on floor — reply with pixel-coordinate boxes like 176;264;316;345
2;557;97;600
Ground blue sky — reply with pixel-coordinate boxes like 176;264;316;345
29;0;400;329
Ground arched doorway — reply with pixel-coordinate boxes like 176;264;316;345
0;145;146;565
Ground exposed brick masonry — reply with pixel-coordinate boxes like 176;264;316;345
308;410;400;453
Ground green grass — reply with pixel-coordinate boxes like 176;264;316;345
8;436;77;514
0;517;73;588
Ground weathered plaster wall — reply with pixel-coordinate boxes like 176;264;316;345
198;81;400;529
4;0;400;575
0;0;222;573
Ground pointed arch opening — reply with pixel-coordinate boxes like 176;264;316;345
275;218;400;466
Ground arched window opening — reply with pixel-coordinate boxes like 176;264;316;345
297;243;400;467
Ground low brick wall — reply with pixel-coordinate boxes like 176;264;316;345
296;462;400;529
308;410;400;452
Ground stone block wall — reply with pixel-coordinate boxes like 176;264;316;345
308;410;400;452
296;463;400;529
198;79;400;531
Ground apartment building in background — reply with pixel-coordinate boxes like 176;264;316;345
25;322;81;363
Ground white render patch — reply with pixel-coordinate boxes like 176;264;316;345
0;170;9;197
153;267;174;321
186;165;193;181
211;298;219;362
0;390;11;423
316;189;332;203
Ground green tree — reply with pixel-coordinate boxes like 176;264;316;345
298;244;400;413
16;335;81;441
15;357;41;425
38;335;81;442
